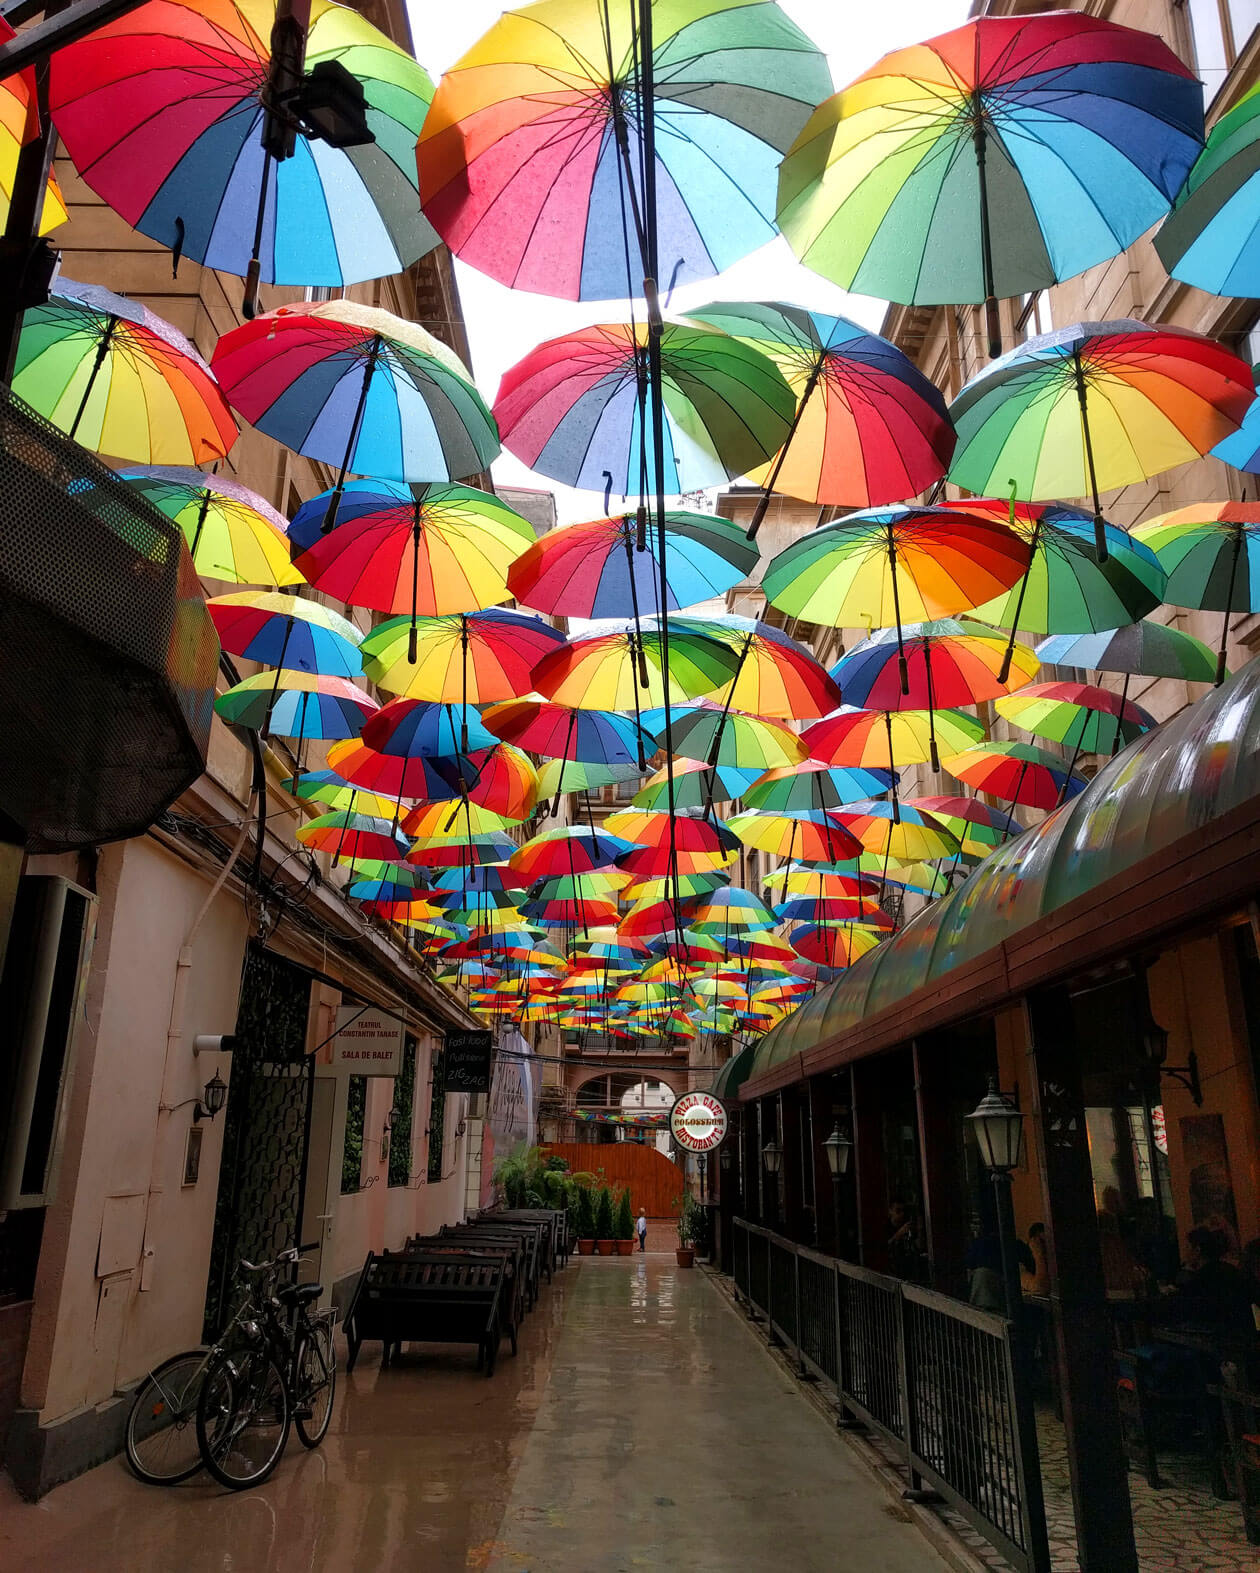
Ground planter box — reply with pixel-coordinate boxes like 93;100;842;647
576;1239;595;1256
596;1240;614;1256
615;1240;634;1255
676;1247;695;1268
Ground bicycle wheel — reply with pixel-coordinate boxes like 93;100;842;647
196;1348;290;1490
125;1351;208;1485
293;1321;336;1449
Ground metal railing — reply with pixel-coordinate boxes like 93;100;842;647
732;1219;1049;1573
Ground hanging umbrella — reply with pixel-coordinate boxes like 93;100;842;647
664;706;807;771
789;925;883;968
295;811;409;864
531;621;742;713
215;671;377;739
493;320;796;495
684;616;841;720
687;301;954;535
904;797;1021;857
538;758;643;800
943;739;1085;810
1212;370;1260;474
948;322;1253;558
761;866;882;901
777;13;1202;354
689;889;778;933
1134;503;1260;684
408;833;518;869
362;698;496;759
510;826;632;881
13;279;236;464
212;302;499;527
762;504;1029;690
604;809;738;854
507;509;757;618
996;680;1155;754
325;738;471;803
208;591;361;677
120;466;300;586
402;800;523;839
1;16;66;234
742;759;894;813
774;894;888;925
50;0;439;297
801;706;985;811
289;481;535;656
416;0;829;301
482;700;657;773
360;610;564;702
1036;622;1218;686
1156;80;1260;297
283;770;404;822
630;760;758;812
727;810;862;865
829;800;959;862
452;745;540;821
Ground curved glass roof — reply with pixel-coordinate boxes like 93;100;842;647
744;658;1260;1091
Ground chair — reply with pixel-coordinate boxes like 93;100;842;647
1208;1383;1260;1545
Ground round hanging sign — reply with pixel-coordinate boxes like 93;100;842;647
669;1091;728;1153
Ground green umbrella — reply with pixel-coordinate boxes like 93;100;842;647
1035;622;1219;685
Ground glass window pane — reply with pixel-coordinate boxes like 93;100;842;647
1229;1;1260;55
1188;0;1230;95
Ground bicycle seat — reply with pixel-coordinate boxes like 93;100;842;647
277;1282;322;1307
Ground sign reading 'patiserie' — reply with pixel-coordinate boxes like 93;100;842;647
669;1091;728;1153
332;1005;404;1077
444;1030;494;1093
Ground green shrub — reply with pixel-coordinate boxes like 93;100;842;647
615;1187;634;1241
575;1184;595;1239
594;1186;614;1240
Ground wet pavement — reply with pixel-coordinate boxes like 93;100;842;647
0;1260;948;1572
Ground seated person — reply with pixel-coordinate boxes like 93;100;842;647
1153;1227;1258;1334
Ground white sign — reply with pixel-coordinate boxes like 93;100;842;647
669;1092;728;1153
333;1005;404;1076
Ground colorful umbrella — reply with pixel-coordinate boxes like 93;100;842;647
996;680;1155;754
284;770;404;822
289;481;534;652
742;759;894;813
295;812;409;865
121;466;299;586
482;700;657;773
1212;370;1260;474
687;301;954;533
801;706;985;773
689;889;778;933
790;924;883;969
50;0;438;294
630;760;757;812
402;800;523;839
663;706;807;771
507;509;757;618
510;826;632;881
13;279;236;464
493;320;795;495
687;617;841;720
777;13;1201;352
407;834;518;869
538;758;644;800
829;800;958;862
360;610;564;703
1155;80;1260;297
415;0;830;301
943;739;1085;810
948;322;1253;557
727;810;862;865
211;302;499;518
325;738;471;803
448;745;540;821
531;621;740;714
762;504;1029;687
215;671;377;740
1036;622;1219;686
1;16;66;235
208;591;362;677
904;796;1021;857
362;698;496;759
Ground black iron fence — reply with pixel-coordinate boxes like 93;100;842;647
732;1219;1049;1573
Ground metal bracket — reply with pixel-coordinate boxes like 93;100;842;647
1160;1049;1202;1108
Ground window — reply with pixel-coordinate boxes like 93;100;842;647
427;1048;446;1182
953;306;975;381
303;284;339;303
1186;1;1260;97
1015;291;1052;343
387;1036;416;1187
614;775;639;802
340;1076;366;1194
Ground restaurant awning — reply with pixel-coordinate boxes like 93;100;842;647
707;1043;757;1104
742;655;1260;1099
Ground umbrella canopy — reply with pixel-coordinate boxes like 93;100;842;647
510;826;632;880
289;481;534;636
604;810;738;855
482;700;656;770
439;744;540;821
1156;80;1260;297
208;591;362;677
532;620;740;714
664;706;807;771
742;759;894;813
687;301;954;523
1212;370;1260;473
944;739;1085;809
215;671;377;740
325;738;470;802
948;321;1253;555
727;810;863;865
402;800;523;839
832;619;1038;712
295;811;409;864
212;301;499;488
905;796;1021;857
631;760;757;811
1;17;66;235
360;610;564;702
1036;622;1219;685
408;834;519;869
789;924;883;968
493;320;795;495
284;770;404;822
507;510;758;618
687;616;841;720
777;13;1201;319
538;758;643;800
829;799;959;862
13;278;236;464
415;0;830;301
49;0;438;291
802;706;985;770
120;466;300;586
690;889;778;932
996;680;1155;752
362;698;496;759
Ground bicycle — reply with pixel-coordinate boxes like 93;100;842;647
194;1245;337;1490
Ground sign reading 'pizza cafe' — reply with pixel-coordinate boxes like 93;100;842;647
669;1092;728;1153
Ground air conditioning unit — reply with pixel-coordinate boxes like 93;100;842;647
0;876;96;1209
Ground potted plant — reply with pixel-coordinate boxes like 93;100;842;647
575;1184;596;1255
594;1186;615;1255
675;1194;696;1267
615;1188;635;1255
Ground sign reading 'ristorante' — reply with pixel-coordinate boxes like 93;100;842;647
668;1091;728;1152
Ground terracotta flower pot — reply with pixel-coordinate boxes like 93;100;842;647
596;1240;615;1256
675;1247;695;1268
616;1239;634;1255
577;1239;595;1256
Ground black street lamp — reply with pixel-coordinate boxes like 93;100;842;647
822;1120;853;1258
194;1072;229;1124
762;1138;782;1227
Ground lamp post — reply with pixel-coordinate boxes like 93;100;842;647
762;1138;782;1228
822;1120;852;1258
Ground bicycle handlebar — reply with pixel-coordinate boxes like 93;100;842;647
239;1242;319;1274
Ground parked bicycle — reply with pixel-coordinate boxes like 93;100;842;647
124;1244;335;1489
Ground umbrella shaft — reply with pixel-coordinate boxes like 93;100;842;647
971;106;1000;359
747;355;825;542
68;316;116;442
1073;354;1108;562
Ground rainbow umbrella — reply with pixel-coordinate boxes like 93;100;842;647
829;800;959;862
1036;622;1218;686
451;745;540;821
944;739;1085;810
538;758;643;801
362;698;496;759
208;591;361;677
510;826;632;881
625;871;730;903
685;616;841;720
295;812;409;864
996;680;1155;761
493;321;795;496
284;771;405;822
1212;370;1260;474
762;504;1029;688
660;706;806;772
483;700;656;773
325;738;471;802
802;706;985;777
948;321;1253;558
215;671;376;740
618;844;735;880
50;0;438;295
774;895;888;926
1;16;66;234
360;610;564;703
524;897;622;930
760;866;882;900
289;481;535;654
789;925;883;968
604;809;737;853
532;621;742;712
416;0;829;301
687;301;953;534
727;811;862;865
743;759;894;813
212;302;499;520
407;834;518;869
777;13;1201;350
1156;80;1260;297
13;279;236;464
507;509;757;618
348;875;436;904
402;800;522;839
121;466;300;586
903;797;1021;857
630;760;757;812
1134;503;1260;684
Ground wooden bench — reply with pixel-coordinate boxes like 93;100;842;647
405;1235;526;1341
495;1208;568;1271
344;1251;508;1376
441;1225;541;1308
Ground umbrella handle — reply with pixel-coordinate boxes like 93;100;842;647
1073;352;1108;563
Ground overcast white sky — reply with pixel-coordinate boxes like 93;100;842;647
404;0;969;517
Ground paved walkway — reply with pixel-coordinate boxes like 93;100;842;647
0;1260;949;1572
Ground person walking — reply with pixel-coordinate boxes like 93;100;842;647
637;1211;647;1252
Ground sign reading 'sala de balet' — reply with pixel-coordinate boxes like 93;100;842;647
669;1091;728;1153
333;1005;404;1076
